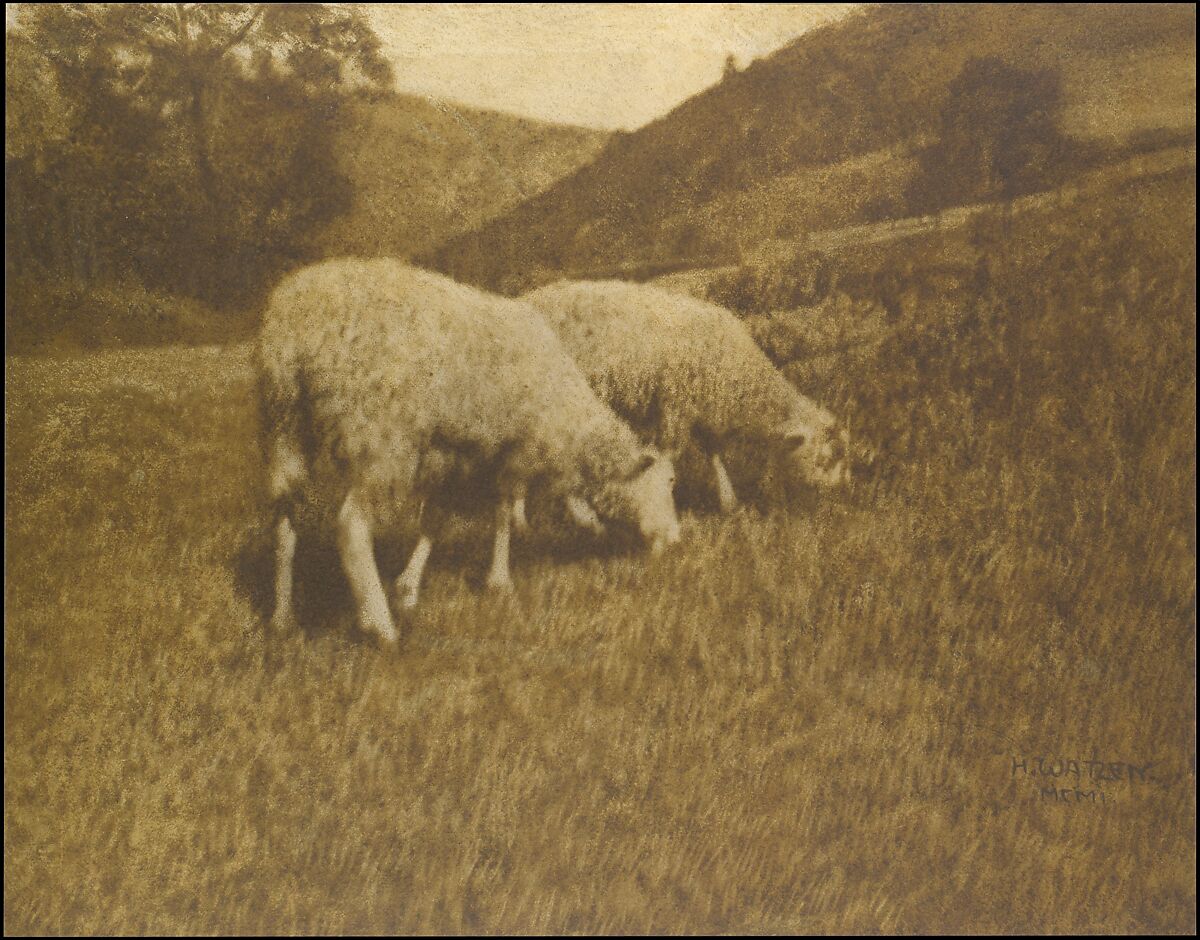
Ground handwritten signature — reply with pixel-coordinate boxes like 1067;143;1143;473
1011;756;1155;804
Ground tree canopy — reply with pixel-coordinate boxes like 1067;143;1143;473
6;3;392;306
907;56;1069;214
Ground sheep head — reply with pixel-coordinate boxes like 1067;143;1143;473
774;414;851;488
591;450;681;554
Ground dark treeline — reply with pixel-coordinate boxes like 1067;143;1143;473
5;3;391;311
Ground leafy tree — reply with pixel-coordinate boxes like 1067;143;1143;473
907;56;1068;214
6;3;391;305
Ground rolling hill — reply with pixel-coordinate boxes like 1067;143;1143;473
427;3;1196;292
5;87;609;353
304;92;611;260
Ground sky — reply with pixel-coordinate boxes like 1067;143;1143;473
5;3;860;130
361;4;860;130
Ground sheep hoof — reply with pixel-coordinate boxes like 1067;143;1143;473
485;574;514;595
362;617;399;647
394;582;421;611
270;608;297;634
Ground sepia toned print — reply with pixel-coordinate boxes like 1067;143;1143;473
5;3;1196;934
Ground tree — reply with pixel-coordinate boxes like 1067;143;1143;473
6;3;392;305
907;57;1067;213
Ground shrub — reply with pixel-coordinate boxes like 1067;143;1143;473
705;249;834;315
5;277;246;355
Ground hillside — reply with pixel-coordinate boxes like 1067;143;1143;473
427;3;1196;292
5;86;608;353
305;92;610;259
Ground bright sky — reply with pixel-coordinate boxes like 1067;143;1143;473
363;4;860;130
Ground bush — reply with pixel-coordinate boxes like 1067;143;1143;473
5;277;248;355
705;249;834;314
906;57;1070;214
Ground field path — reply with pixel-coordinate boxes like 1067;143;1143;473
654;144;1197;297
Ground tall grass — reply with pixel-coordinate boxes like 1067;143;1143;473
4;175;1196;933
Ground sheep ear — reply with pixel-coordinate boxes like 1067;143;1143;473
625;452;655;480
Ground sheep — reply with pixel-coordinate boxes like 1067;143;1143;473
257;259;680;644
521;280;855;514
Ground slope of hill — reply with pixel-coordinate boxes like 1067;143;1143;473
305;92;610;259
428;3;1196;292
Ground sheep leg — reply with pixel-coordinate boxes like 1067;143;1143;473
270;513;298;632
486;496;515;593
266;429;305;632
511;482;530;535
565;494;606;536
712;453;738;513
395;534;433;610
336;491;398;644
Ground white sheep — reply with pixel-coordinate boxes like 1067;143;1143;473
257;259;680;644
522;280;853;513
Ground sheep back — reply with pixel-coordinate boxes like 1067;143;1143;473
523;280;806;450
258;259;643;521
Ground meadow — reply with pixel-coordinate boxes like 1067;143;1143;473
6;2;1196;932
4;191;1196;932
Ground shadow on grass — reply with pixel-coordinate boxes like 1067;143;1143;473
232;525;356;642
231;501;645;642
229;476;855;645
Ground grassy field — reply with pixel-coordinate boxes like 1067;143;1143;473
4;333;1195;933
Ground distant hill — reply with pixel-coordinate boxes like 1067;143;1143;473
305;92;610;259
427;3;1196;292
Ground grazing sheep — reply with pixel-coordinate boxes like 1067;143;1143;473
522;280;854;513
257;259;680;644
